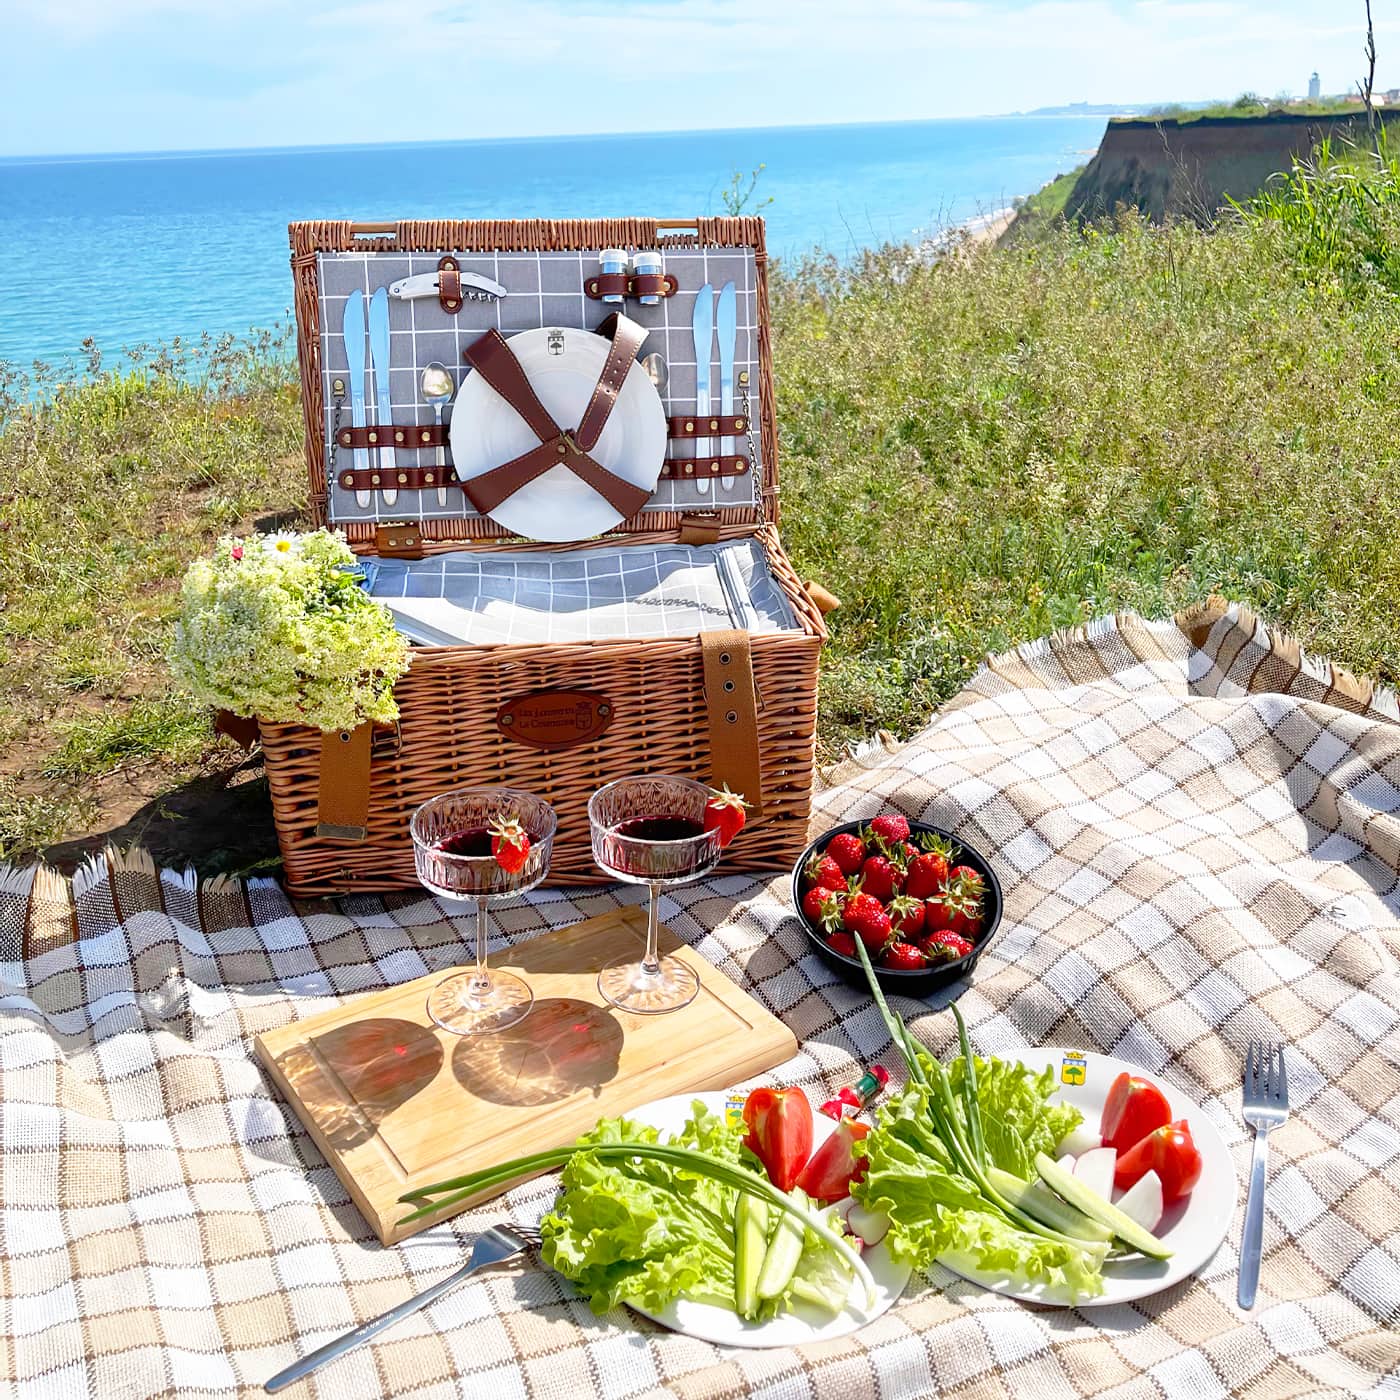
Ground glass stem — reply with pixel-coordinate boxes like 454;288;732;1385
470;897;491;995
642;882;663;977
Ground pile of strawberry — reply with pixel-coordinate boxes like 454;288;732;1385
800;814;989;972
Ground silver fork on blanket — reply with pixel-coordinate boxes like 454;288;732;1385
263;1223;541;1393
1238;1041;1289;1310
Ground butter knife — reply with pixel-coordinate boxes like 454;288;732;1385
692;282;714;496
368;287;397;507
341;289;371;508
716;280;736;493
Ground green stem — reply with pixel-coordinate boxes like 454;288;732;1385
397;1142;877;1307
952;1003;987;1167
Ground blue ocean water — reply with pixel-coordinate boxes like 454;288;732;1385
0;116;1104;368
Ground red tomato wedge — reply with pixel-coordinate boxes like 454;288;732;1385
1099;1071;1172;1154
1113;1119;1202;1203
795;1117;871;1203
742;1087;813;1192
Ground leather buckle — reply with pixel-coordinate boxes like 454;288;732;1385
375;522;424;559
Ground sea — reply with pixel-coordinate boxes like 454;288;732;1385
0;116;1104;370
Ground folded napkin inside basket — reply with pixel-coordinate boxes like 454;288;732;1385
357;540;799;646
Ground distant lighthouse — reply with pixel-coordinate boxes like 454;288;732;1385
1308;72;1321;100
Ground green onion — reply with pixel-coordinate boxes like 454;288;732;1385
398;1141;877;1307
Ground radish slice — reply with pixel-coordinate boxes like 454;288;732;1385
1115;1169;1164;1232
1073;1146;1117;1201
1056;1153;1077;1172
845;1203;890;1247
1057;1123;1102;1157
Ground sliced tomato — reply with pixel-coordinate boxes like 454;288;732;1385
794;1117;871;1203
1113;1119;1202;1203
742;1086;813;1192
1099;1071;1172;1155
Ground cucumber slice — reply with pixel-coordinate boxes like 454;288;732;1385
756;1187;809;1299
1034;1152;1172;1260
985;1166;1113;1244
734;1191;770;1318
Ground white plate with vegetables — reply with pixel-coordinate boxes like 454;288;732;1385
928;1048;1235;1306
622;1092;912;1348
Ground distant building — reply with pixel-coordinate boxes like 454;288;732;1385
1308;72;1321;100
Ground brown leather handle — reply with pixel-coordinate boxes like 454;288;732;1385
701;631;763;820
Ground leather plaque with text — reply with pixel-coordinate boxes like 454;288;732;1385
496;690;614;749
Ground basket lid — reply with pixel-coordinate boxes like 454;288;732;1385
288;218;778;554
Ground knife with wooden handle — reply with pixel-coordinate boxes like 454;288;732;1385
717;281;736;492
368;287;397;507
341;289;371;508
692;283;714;496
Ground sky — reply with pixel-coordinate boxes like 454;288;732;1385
2;0;1396;157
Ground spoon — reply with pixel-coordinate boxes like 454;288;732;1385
421;362;455;507
641;352;668;393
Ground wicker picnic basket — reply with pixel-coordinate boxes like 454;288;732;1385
258;216;830;897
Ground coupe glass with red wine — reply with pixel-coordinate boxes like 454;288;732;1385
410;787;556;1036
588;775;722;1013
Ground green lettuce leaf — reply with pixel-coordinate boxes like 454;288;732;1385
854;1074;1104;1300
947;1055;1083;1179
540;1102;755;1315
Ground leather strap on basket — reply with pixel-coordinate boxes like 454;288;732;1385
315;723;373;841
461;314;651;519
700;630;764;819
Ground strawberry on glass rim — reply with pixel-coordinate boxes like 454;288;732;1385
489;816;531;874
702;784;749;848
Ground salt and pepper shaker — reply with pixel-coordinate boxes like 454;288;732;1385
820;1065;890;1121
632;249;664;305
600;248;627;304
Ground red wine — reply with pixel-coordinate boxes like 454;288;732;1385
600;812;717;880
434;826;493;858
613;815;705;842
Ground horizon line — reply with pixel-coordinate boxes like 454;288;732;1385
0;106;1163;166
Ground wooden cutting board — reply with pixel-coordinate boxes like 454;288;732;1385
255;906;797;1244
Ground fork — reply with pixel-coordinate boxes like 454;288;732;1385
263;1224;540;1393
1239;1040;1289;1310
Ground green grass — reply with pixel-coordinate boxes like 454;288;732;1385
1137;95;1375;122
4;169;1400;863
1002;166;1085;244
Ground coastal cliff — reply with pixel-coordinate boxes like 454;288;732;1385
1063;111;1385;223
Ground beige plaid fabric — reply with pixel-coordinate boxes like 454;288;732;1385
1;600;1398;1399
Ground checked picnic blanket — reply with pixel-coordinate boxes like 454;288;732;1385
1;599;1398;1399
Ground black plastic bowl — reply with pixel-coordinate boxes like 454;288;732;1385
791;819;1003;996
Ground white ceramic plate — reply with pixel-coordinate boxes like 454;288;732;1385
621;1091;912;1348
450;326;666;542
935;1047;1235;1306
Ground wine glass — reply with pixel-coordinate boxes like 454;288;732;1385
410;787;556;1036
589;775;722;1014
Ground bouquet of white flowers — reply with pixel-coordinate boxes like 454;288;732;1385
170;529;410;732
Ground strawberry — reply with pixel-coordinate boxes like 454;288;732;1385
858;853;903;902
869;813;911;846
804;851;848;893
948;864;986;896
825;831;867;876
887;894;926;940
843;892;893;950
926;884;983;940
920;931;975;965
489;817;531;874
703;784;749;848
825;930;858;958
802;885;846;933
905;843;954;899
880;941;927;972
